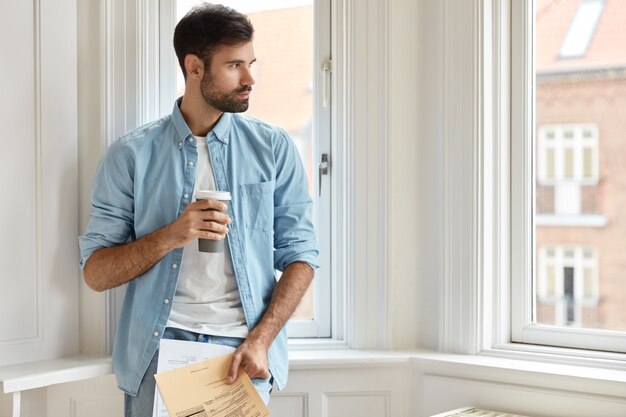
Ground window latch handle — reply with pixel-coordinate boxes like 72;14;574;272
319;153;329;196
322;59;332;107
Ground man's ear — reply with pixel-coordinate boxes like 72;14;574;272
184;54;205;80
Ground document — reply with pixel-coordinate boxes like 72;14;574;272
152;339;237;417
153;340;269;417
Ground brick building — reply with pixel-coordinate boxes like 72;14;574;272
535;0;626;330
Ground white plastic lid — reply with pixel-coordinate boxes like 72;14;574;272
195;190;231;200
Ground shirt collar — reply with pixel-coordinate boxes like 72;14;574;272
171;98;232;146
211;112;232;144
171;97;192;146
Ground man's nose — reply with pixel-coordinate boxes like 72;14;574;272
241;67;255;86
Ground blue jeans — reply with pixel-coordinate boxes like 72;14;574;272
124;327;273;417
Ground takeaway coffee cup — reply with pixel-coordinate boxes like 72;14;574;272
195;190;231;253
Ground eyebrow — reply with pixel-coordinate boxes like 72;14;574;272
225;58;257;65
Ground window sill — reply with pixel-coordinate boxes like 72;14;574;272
420;349;626;398
289;348;626;397
288;348;413;369
535;214;607;227
0;355;112;394
2;348;624;398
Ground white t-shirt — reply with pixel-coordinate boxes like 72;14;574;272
166;136;248;337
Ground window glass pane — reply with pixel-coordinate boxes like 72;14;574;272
546;148;555;179
583;147;593;178
534;0;626;332
583;267;594;297
546;265;556;296
563;148;574;178
176;0;315;321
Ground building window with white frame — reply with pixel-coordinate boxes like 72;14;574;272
511;0;626;353
536;246;599;327
536;124;599;216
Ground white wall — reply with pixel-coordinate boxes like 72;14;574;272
0;0;79;412
0;0;79;366
388;0;444;351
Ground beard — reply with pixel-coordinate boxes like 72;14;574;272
200;72;251;113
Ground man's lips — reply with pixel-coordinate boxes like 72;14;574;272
235;88;252;99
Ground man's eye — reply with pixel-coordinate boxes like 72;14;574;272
230;63;239;69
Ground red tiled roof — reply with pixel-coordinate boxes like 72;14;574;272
536;0;626;72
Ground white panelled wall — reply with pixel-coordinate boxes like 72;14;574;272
0;0;79;414
0;0;79;365
1;0;625;416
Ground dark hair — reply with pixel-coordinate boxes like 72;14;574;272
174;3;254;79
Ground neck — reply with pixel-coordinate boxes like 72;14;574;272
179;91;223;137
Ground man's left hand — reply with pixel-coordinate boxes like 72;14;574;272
227;338;270;383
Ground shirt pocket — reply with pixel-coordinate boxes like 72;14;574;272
240;180;275;232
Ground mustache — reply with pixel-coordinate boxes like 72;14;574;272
234;86;252;94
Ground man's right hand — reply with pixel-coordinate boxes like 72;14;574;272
163;199;232;249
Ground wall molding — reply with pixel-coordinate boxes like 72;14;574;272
441;0;483;354
322;391;390;417
339;0;390;350
33;0;44;347
440;0;512;356
0;0;43;348
271;392;309;417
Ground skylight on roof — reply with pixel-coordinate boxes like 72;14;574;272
559;0;605;59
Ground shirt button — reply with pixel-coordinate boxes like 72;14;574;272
188;161;194;167
183;193;189;199
188;137;194;143
178;141;183;148
164;298;170;304
172;263;178;269
153;331;159;337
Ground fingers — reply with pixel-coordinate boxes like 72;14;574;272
227;347;271;384
200;212;231;227
195;198;228;212
227;352;243;383
250;367;271;379
198;229;227;240
239;360;270;380
188;201;231;224
198;219;229;234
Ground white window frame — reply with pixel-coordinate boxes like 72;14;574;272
439;0;626;367
96;0;391;354
509;0;626;354
158;0;332;339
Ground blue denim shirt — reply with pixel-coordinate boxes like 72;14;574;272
79;100;319;395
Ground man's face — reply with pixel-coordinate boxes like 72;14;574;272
200;42;256;113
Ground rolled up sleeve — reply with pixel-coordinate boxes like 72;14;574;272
79;140;135;269
272;130;320;272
